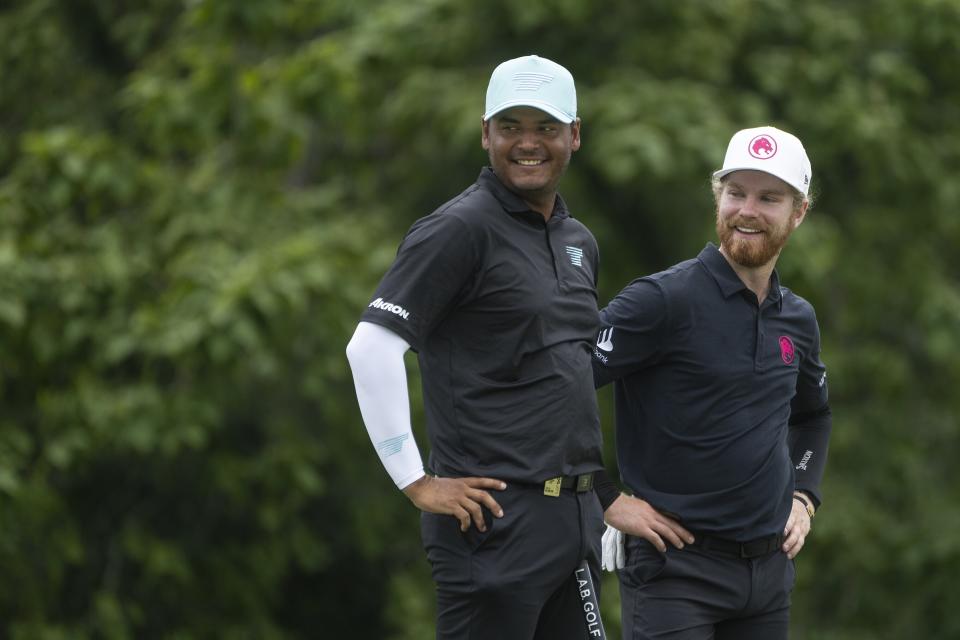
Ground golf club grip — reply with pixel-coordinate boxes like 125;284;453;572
574;560;606;639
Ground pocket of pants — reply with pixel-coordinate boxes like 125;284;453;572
421;506;496;554
462;505;496;552
621;535;667;585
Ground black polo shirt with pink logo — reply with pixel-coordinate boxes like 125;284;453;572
593;243;831;541
360;167;604;484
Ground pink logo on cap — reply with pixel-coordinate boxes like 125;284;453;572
779;336;795;365
749;134;777;160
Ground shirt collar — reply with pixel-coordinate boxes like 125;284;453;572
697;243;784;308
477;167;570;222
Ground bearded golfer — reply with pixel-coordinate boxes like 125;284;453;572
597;126;832;639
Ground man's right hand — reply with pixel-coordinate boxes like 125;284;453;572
604;494;694;553
403;475;507;532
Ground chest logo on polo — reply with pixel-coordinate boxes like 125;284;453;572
778;335;795;365
565;245;584;267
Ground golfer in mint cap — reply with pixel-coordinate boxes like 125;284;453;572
348;55;616;638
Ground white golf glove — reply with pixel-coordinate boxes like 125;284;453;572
601;524;625;571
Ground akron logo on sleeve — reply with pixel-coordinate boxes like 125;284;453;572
368;297;410;320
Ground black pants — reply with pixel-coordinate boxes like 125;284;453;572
618;536;795;640
420;483;605;640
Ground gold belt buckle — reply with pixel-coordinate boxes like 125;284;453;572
543;476;562;497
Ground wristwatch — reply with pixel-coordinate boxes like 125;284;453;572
793;492;816;519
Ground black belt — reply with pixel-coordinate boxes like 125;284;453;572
688;531;783;559
542;473;595;496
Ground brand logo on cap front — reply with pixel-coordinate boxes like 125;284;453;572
779;335;795;365
513;72;554;92
748;134;777;160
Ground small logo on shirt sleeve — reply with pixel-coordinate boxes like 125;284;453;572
593;328;614;364
565;245;584;267
596;327;614;352
369;297;410;320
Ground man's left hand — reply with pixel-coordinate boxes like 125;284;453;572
782;496;812;559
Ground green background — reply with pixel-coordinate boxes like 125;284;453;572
2;0;958;638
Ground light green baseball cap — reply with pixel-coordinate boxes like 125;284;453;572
483;55;577;124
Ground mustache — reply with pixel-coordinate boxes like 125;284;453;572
725;217;769;232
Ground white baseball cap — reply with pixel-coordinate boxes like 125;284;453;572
483;55;577;124
713;126;812;196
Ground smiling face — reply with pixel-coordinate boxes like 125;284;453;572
481;106;581;217
714;170;808;269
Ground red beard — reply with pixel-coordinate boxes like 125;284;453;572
715;211;796;268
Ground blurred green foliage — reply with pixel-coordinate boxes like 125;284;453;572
1;0;958;638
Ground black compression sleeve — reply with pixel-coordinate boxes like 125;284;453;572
788;404;832;508
594;468;621;511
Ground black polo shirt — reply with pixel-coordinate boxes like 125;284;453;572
594;244;831;540
361;167;604;484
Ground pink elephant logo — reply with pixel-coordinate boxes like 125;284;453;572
749;135;777;159
779;336;795;365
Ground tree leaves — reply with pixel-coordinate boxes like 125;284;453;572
1;0;958;637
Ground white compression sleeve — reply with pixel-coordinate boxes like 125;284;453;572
345;321;425;490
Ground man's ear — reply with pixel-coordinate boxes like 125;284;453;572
481;118;490;150
793;200;809;229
